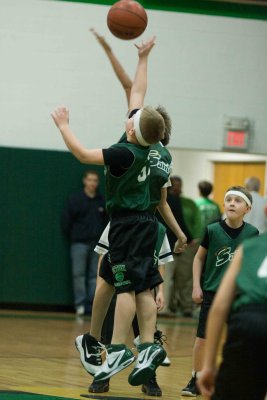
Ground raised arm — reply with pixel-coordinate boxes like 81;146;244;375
90;28;132;107
51;107;104;165
157;187;187;253
129;36;156;111
198;247;242;398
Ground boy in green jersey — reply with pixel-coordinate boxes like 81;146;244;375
74;30;186;395
195;180;221;236
52;37;170;386
181;186;259;397
199;232;267;400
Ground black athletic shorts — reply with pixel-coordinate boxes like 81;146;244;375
196;291;216;339
212;305;267;400
99;211;163;294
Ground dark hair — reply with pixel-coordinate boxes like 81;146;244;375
156;105;172;146
83;170;99;179
225;185;253;205
170;175;182;184
198;181;213;198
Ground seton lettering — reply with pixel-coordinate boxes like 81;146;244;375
216;247;235;267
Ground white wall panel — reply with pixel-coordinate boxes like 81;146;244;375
0;0;266;153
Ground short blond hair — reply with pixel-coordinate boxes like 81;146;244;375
156;105;172;146
139;106;165;145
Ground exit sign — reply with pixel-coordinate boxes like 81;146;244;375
227;130;246;147
223;117;250;151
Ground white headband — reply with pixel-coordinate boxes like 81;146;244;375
224;190;252;207
133;109;150;147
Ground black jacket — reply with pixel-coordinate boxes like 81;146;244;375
61;190;106;243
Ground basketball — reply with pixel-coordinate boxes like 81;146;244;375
107;0;148;40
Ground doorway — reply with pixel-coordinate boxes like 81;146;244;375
213;162;266;211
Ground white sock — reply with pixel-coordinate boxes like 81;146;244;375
192;370;199;378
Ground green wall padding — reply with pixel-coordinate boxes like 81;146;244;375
55;0;267;20
0;147;105;306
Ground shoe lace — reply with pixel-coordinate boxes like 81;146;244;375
92;345;106;356
154;330;168;346
95;343;108;358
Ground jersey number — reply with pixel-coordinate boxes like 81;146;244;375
137;166;150;182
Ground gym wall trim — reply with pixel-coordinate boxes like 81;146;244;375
53;0;267;20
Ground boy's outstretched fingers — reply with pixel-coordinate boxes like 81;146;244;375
90;27;101;40
90;28;112;52
51;106;69;129
135;35;156;49
134;36;156;57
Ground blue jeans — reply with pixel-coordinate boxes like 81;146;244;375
70;241;98;311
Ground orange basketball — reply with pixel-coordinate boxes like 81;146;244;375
107;0;148;40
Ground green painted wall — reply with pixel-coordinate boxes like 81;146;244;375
0;147;105;307
55;0;267;20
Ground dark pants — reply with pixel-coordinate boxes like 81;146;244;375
212;305;267;400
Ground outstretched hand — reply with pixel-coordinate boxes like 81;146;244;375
134;36;156;58
51;106;69;130
90;28;112;52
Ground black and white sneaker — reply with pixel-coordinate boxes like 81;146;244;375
75;333;105;376
181;373;200;396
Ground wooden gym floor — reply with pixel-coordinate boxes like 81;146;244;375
0;310;202;400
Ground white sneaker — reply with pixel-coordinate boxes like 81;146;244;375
128;343;166;386
94;344;135;381
76;305;85;316
162;354;171;366
134;333;171;367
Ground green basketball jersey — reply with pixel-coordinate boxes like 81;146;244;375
148;142;172;211
203;222;258;292
118;134;172;212
105;142;150;213
233;232;267;310
195;197;221;235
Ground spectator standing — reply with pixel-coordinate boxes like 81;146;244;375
160;176;202;317
244;176;267;233
62;170;106;315
195;180;221;236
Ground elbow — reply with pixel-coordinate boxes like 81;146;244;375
78;156;88;164
75;151;89;164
